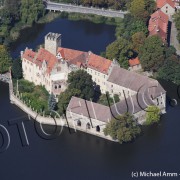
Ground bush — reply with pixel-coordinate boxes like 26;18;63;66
145;106;161;125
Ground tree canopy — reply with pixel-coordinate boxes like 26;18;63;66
12;58;22;79
157;59;180;85
145;106;161;125
58;70;95;115
139;35;165;71
0;45;12;73
104;113;141;143
106;37;135;69
130;0;146;20
68;70;95;100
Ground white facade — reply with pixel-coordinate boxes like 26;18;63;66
160;3;175;18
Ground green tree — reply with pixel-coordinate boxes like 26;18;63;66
145;106;161;125
130;0;147;20
12;58;22;79
48;93;57;111
157;60;180;85
174;11;180;43
106;37;134;69
139;35;165;71
0;45;12;73
145;0;156;14
132;31;146;53
58;88;81;115
104;113;141;143
98;92;119;106
68;70;95;100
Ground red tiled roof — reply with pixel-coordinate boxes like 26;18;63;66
156;0;175;8
148;10;169;42
22;49;37;63
57;47;87;67
58;47;85;61
129;57;140;66
36;48;58;74
87;52;112;74
22;48;58;74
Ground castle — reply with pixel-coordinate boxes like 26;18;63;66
21;32;166;134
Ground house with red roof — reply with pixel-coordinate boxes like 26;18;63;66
148;9;169;43
156;0;176;18
128;57;141;71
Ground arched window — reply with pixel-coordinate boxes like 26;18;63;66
96;126;100;132
55;85;57;89
86;123;91;129
59;85;61;88
77;120;81;126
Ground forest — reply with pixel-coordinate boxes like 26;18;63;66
0;0;46;45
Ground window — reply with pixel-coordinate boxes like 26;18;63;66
96;126;100;132
59;85;61;88
111;84;113;88
157;98;159;106
55;85;57;89
86;123;91;129
77;120;81;126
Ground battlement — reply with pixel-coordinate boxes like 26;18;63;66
45;32;61;55
45;32;61;41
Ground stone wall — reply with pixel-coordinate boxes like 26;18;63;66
9;79;116;142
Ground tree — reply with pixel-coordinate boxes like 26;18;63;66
130;0;147;20
106;37;134;69
0;45;12;74
145;106;161;125
12;58;22;79
98;92;119;106
68;70;95;100
58;88;81;115
132;31;146;53
144;0;156;14
48;93;57;111
139;35;165;71
104;113;141;143
157;60;180;85
174;11;180;43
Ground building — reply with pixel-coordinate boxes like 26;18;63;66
128;57;142;71
22;32;166;128
156;0;176;18
148;9;169;43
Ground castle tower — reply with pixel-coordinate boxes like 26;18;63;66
45;32;61;55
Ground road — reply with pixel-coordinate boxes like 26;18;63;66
44;1;127;18
170;20;180;55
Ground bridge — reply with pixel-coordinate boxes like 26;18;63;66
44;1;127;18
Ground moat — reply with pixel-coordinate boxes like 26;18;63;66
0;17;180;180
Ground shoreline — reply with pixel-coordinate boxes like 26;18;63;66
8;79;116;142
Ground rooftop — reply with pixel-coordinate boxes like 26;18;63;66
107;66;166;98
129;57;140;67
148;10;169;42
156;0;175;8
87;52;112;74
67;96;112;122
